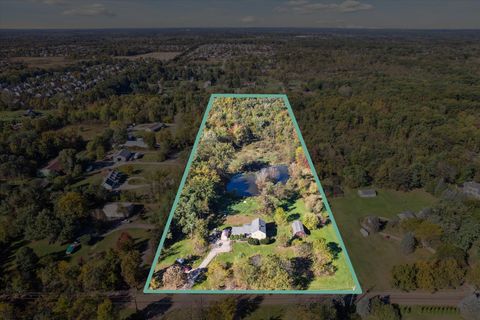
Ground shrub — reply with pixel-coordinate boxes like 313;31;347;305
247;238;260;245
260;237;271;245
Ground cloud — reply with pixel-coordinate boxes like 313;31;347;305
23;0;67;5
277;0;373;14
62;3;115;17
240;15;256;23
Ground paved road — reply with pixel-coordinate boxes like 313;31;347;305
197;240;232;269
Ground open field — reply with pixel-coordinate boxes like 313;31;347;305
330;188;438;290
60;122;106;141
9;56;81;69
116;51;182;61
0;109;56;121
27;228;150;264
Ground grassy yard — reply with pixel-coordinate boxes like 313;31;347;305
329;188;437;291
28;228;150;264
60;122;106;141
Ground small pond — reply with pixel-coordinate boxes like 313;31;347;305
226;164;289;197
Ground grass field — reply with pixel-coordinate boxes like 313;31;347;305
0;109;56;121
28;228;150;264
329;188;437;290
116;51;181;61
60;122;106;141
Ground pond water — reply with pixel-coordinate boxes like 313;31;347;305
226;165;289;197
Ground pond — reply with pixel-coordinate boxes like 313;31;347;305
226;165;289;197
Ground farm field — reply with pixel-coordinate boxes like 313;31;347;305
330;188;438;290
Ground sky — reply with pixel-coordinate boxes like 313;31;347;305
1;0;479;29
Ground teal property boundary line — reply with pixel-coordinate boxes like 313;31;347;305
143;93;362;294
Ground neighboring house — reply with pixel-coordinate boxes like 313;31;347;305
231;218;267;240
40;157;63;176
124;137;148;149
102;202;135;220
145;122;166;132
221;229;230;241
397;211;416;220
291;220;306;238
358;189;377;198
361;215;381;233
102;170;124;190
463;181;480;199
113;149;132;162
24;108;40;118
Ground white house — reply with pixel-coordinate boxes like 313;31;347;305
231;218;267;240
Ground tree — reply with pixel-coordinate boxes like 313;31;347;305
206;297;237;320
56;191;87;219
415;260;435;291
58;148;78;176
162;265;187;289
367;296;401;320
311;239;335;277
116;232;135;252
391;264;417;291
400;232;416;254
16;247;39;282
120;250;142;288
206;260;229;289
284;301;338;320
274;207;287;226
303;212;320;230
257;255;293;290
97;299;116;320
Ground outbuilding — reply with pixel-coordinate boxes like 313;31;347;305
292;220;306;238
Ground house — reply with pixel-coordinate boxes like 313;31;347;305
40;157;63;176
102;202;135;220
145;122;166;132
361;215;381;233
24;108;40;118
102;170;124;190
463;181;480;199
358;189;377;198
231;218;267;240
124;137;148;149
113;149;132;162
397;211;416;220
291;220;306;238
221;229;230;241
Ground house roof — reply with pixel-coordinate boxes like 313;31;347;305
42;157;62;172
231;218;266;235
292;220;305;234
115;149;132;159
102;202;133;219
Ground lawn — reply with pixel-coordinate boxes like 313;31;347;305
28;228;150;264
329;188;438;291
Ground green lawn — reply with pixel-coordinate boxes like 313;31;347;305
28;228;150;264
329;188;437;291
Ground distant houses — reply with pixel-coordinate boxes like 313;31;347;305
102;170;124;190
231;218;267;240
462;181;480;199
291;220;306;238
358;189;377;198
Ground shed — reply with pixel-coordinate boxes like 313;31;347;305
292;220;306;238
358;189;377;198
145;122;166;132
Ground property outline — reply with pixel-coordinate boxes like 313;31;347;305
144;93;362;294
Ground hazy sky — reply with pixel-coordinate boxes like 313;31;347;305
1;0;479;29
